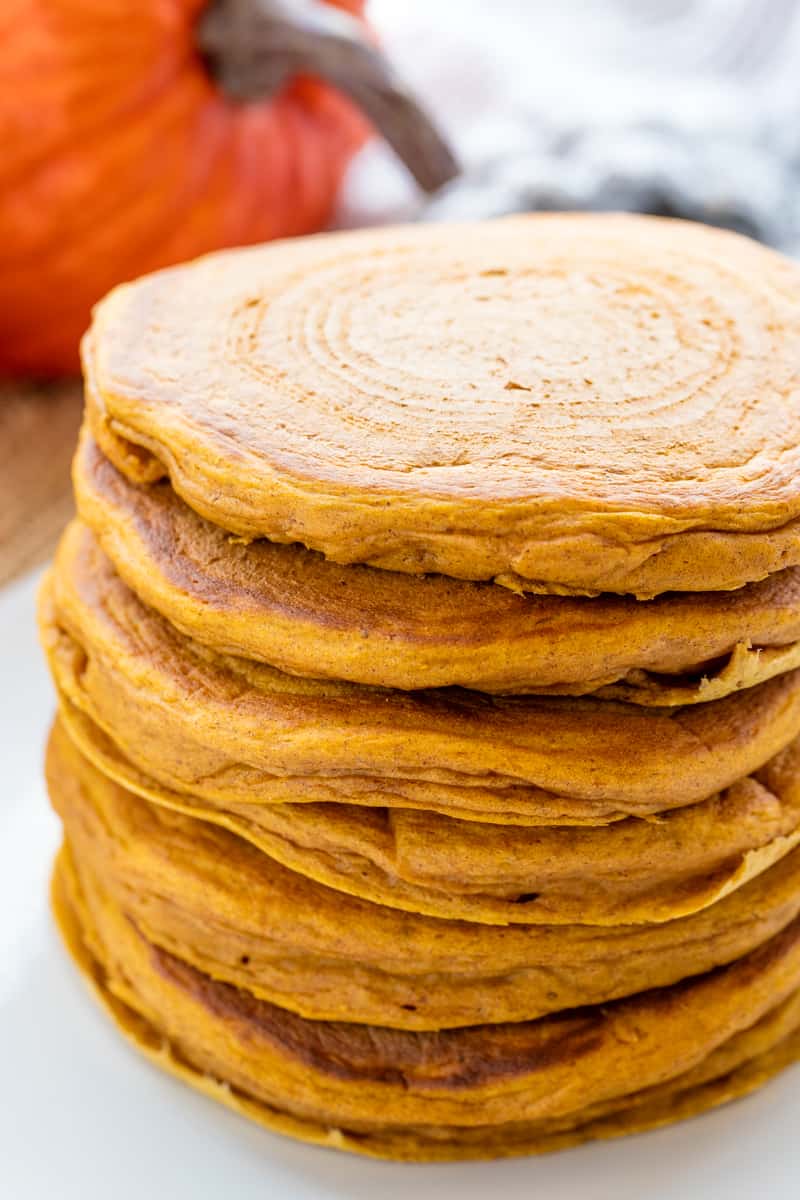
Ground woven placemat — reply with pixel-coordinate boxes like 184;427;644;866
0;381;84;588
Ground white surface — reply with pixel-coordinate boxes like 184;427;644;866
2;570;800;1197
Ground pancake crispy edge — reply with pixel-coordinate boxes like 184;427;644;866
74;431;800;701
47;717;800;1029
41;522;800;821
53;843;800;1159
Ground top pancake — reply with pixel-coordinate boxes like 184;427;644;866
83;213;800;596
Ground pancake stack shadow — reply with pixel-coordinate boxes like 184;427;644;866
39;214;800;1161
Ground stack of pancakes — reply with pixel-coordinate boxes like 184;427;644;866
39;214;800;1161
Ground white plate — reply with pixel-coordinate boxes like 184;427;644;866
3;566;800;1200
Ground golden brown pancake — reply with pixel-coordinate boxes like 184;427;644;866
55;701;800;926
83;214;800;597
53;842;800;1161
75;430;800;701
41;522;800;826
47;718;800;1030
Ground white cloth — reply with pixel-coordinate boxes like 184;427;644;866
339;0;800;250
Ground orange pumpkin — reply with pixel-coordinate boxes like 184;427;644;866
0;0;372;376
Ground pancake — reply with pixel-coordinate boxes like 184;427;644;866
56;701;800;925
54;843;800;1160
41;522;800;826
48;718;800;1030
83;213;800;598
75;431;800;701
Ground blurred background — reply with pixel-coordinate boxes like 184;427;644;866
3;0;800;586
347;0;800;244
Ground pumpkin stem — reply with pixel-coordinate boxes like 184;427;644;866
198;0;459;193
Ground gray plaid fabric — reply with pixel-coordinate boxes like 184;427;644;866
420;0;800;250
